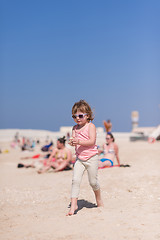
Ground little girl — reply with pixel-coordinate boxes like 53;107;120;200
67;100;103;216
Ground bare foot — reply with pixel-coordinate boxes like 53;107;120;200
37;169;43;174
37;167;49;174
97;200;104;207
94;189;104;207
66;205;78;216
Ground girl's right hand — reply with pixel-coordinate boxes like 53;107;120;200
69;137;74;146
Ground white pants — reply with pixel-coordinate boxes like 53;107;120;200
71;154;100;198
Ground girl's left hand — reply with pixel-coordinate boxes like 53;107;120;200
71;138;79;146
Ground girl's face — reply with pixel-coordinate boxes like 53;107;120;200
72;110;88;126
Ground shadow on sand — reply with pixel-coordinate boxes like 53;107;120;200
68;199;97;215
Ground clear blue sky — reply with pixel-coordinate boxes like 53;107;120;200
1;0;160;132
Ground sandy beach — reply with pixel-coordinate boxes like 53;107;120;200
0;130;160;240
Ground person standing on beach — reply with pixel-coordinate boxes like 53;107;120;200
67;100;103;216
103;119;112;133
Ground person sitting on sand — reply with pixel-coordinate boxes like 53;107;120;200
38;136;72;173
98;132;120;168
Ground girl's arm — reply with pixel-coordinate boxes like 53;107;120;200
72;123;96;147
68;126;76;146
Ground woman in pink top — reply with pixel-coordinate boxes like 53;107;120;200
67;100;103;216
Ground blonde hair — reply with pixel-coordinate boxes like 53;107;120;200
72;100;94;122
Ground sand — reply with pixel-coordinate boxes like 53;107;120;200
0;133;160;240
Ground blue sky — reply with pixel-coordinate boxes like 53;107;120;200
1;0;160;132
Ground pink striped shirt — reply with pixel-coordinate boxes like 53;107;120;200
75;123;98;161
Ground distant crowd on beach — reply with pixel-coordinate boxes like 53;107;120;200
10;132;38;151
1;99;159;217
16;117;123;174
